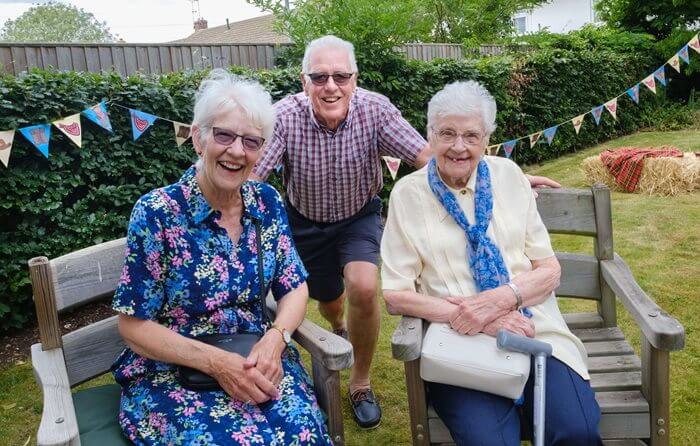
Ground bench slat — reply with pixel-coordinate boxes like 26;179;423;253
63;315;125;386
556;253;601;300
584;341;635;357
564;312;604;329
51;238;126;312
535;189;597;235
572;327;625;342
590;371;642;392
588;355;641;373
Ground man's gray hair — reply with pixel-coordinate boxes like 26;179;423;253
192;68;275;144
427;81;497;136
302;35;358;74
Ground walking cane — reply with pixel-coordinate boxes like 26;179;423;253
497;329;553;446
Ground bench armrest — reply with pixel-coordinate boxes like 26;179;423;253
293;319;353;371
601;254;685;351
266;295;353;371
391;316;424;362
31;343;80;446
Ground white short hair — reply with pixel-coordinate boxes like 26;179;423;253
302;35;358;74
427;81;497;136
192;68;275;143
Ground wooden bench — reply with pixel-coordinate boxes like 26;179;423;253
391;185;685;446
29;238;353;446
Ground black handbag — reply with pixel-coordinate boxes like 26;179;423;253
177;218;272;391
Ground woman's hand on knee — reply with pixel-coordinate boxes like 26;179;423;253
212;351;278;404
244;332;285;388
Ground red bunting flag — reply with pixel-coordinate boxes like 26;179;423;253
382;156;401;180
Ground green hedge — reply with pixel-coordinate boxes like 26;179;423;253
0;40;676;332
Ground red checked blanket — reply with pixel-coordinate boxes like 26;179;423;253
599;147;683;192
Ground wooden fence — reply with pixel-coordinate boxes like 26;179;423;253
0;43;530;76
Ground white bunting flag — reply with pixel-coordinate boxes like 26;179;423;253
529;132;542;148
689;34;700;54
0;130;15;168
382;156;401;180
53;113;82;148
571;114;585;135
667;55;681;73
173;121;192;147
604;98;618;120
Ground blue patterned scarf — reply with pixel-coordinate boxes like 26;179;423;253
427;157;510;292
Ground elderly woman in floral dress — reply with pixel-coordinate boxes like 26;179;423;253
111;69;332;445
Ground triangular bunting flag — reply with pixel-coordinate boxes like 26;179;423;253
543;126;558;145
653;67;666;86
667;55;681;73
81;101;113;133
382;156;401;180
129;109;158;141
502;140;516;158
19;124;51;158
604;98;618;120
571;114;585;135
591;106;604;125
642;75;656;94
486;144;501;155
173;121;192;147
0;130;15;168
689;34;700;54
53;113;82;148
678;45;690;64
529;132;542;148
626;85;640;104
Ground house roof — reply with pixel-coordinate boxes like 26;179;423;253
172;14;291;44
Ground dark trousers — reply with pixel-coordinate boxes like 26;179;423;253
428;357;603;446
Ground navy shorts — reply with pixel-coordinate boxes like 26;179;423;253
285;196;383;302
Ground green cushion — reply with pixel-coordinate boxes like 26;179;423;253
73;384;131;446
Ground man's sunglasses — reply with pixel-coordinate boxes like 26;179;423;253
211;127;265;151
306;72;355;86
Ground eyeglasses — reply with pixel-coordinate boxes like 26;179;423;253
305;72;355;86
212;127;265;151
433;128;484;146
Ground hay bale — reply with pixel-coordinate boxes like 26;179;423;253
581;147;699;196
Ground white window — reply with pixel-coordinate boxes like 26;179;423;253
513;15;527;34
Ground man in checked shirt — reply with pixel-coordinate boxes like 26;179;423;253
252;35;558;429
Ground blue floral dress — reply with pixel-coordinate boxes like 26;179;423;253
111;166;332;446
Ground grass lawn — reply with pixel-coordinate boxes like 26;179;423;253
1;130;698;445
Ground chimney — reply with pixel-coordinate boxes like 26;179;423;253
194;18;208;31
226;18;230;29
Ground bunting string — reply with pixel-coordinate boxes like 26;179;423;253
486;33;699;158
0;34;697;169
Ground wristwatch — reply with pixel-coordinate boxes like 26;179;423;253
270;325;291;346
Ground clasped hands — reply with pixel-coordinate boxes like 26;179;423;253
445;294;535;338
210;330;285;405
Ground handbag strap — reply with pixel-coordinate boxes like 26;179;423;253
253;218;273;327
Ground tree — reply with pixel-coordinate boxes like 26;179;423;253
418;0;545;45
595;0;700;39
248;0;546;55
0;2;113;43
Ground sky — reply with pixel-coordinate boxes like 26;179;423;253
0;0;268;42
